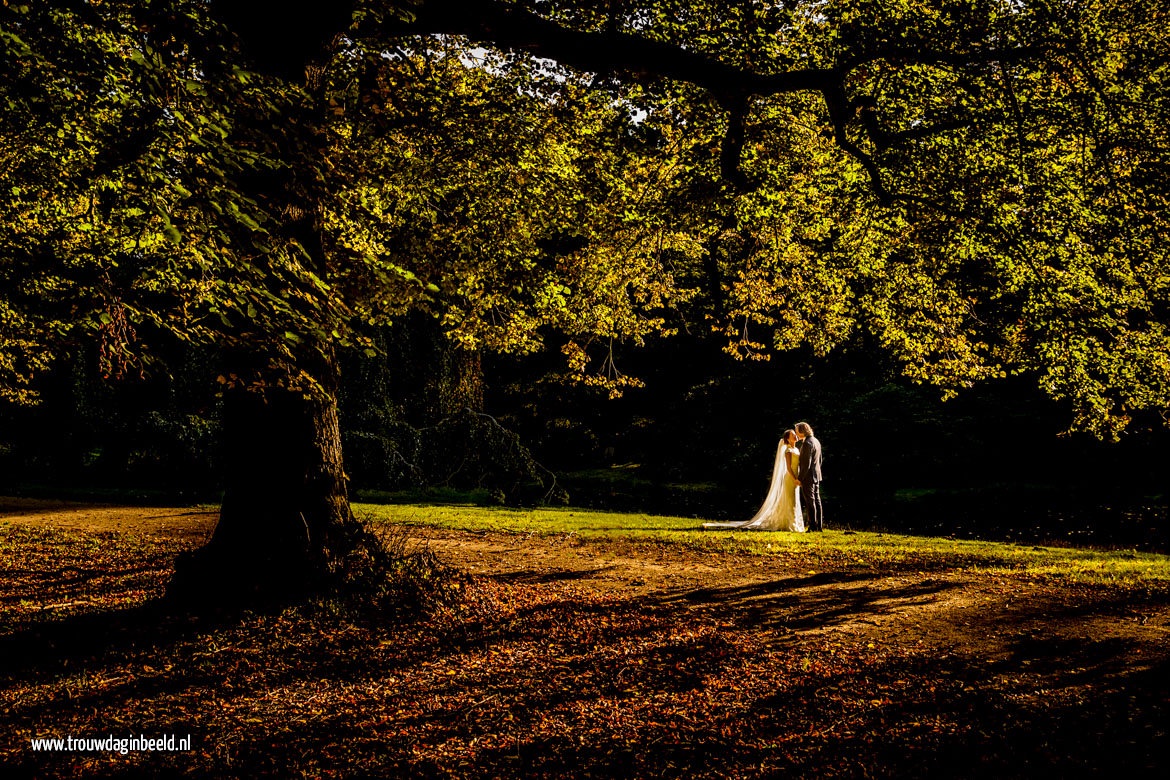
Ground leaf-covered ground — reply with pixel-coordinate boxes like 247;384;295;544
2;498;1168;778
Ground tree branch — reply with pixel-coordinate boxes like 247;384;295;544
383;0;838;100
377;2;1055;204
718;94;753;192
220;1;1056;207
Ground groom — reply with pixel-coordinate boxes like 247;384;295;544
795;422;824;532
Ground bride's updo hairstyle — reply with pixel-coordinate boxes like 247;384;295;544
782;428;797;445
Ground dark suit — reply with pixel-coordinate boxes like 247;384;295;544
797;435;824;531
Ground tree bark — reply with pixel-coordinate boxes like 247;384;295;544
168;6;369;604
169;347;365;602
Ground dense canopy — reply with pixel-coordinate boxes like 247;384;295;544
3;0;1167;436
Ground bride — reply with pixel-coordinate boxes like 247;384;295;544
704;429;804;532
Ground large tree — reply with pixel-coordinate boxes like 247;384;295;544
2;0;1167;598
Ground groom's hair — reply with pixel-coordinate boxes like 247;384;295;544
795;422;813;436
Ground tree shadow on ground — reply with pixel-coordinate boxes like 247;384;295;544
739;647;1170;779
4;546;1168;778
661;571;965;633
1;600;258;683
0;564;179;607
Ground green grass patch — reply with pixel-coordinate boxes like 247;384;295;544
356;502;1170;588
355;486;497;506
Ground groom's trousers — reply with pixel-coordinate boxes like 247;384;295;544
801;482;823;531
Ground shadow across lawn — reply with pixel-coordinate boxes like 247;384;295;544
3;534;1169;779
663;571;965;634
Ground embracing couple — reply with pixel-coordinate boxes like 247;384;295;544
704;421;823;533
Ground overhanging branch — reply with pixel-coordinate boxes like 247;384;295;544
384;0;838;99
224;0;1057;206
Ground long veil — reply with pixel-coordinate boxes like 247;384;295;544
746;440;789;526
703;440;787;530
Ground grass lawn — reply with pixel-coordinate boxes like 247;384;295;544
358;502;1170;587
2;498;1168;778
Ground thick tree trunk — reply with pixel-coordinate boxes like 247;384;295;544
169;350;365;603
166;16;368;604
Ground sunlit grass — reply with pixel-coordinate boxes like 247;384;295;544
356;502;1170;588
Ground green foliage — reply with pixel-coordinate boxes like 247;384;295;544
2;0;1168;438
321;37;698;394
0;0;344;396
643;0;1170;436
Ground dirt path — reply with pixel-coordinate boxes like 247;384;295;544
0;497;218;541
6;498;1166;665
414;526;1170;663
0;498;1007;643
4;498;1169;777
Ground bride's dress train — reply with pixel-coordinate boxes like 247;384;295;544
704;441;804;532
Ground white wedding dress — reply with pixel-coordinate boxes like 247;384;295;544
704;442;804;532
